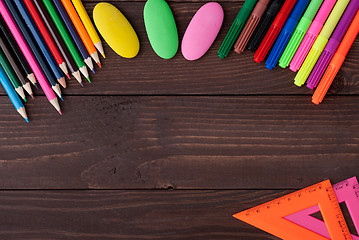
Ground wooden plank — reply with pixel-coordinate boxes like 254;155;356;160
0;189;286;240
0;2;357;95
1;96;359;189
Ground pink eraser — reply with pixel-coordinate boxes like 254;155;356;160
181;2;223;61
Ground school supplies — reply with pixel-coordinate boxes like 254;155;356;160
278;0;323;68
42;0;90;82
94;2;139;58
4;0;63;99
144;0;177;59
61;0;101;67
0;35;33;97
234;0;271;54
294;0;350;86
0;64;28;122
265;0;310;69
218;0;258;58
32;0;84;84
286;177;359;239
0;16;36;86
23;0;69;79
0;47;26;101
182;2;223;61
290;0;336;72
0;0;61;114
51;0;94;73
312;11;359;105
71;0;105;58
307;0;359;89
14;0;66;90
233;180;352;240
254;0;298;63
247;0;284;51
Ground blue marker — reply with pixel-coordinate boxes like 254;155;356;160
265;0;310;70
14;0;65;89
0;64;28;122
52;0;94;73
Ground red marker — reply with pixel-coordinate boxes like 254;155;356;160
254;0;298;63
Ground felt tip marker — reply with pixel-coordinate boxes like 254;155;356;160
254;0;298;63
278;0;323;68
218;0;258;58
306;0;359;89
265;0;311;70
294;0;350;86
289;0;337;72
312;11;359;105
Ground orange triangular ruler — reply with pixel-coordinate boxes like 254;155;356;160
233;180;352;240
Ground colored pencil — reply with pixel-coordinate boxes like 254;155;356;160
71;0;104;58
312;11;359;105
3;0;63;99
51;0;94;73
32;0;83;85
14;0;67;90
0;0;61;114
0;35;33;97
61;0;101;67
42;0;90;82
23;0;70;80
0;63;28;122
0;16;37;86
0;47;26;101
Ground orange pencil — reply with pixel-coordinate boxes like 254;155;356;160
312;10;359;105
60;0;101;68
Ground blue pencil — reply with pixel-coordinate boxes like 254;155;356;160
3;0;63;100
0;64;28;122
14;0;66;89
52;0;94;73
265;0;311;70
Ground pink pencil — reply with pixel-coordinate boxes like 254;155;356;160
0;0;61;114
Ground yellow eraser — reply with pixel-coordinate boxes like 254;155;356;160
93;2;139;58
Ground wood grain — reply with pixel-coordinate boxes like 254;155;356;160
1;96;358;189
0;1;357;96
0;189;289;240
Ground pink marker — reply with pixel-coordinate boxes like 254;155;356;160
0;0;61;114
285;177;359;239
289;0;336;72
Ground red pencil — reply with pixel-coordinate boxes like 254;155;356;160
254;0;297;63
23;0;70;79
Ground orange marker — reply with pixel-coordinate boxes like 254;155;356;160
233;180;352;240
60;0;101;68
312;11;359;105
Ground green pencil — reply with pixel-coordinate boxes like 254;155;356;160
42;0;90;82
0;48;26;101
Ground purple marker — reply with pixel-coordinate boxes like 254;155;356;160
307;1;359;89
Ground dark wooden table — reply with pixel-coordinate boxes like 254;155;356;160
0;0;358;239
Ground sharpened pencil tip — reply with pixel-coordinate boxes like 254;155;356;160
23;98;27;102
30;94;34;99
97;62;102;68
34;83;39;89
58;110;62;115
25;118;29;123
80;82;84;87
66;73;70;79
92;68;95;74
60;95;64;101
87;77;91;83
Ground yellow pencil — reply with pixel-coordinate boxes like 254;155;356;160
71;0;105;58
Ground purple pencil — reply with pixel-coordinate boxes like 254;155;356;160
306;1;359;89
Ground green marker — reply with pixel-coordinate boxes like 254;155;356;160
218;0;258;59
279;0;323;68
42;0;90;82
0;48;26;101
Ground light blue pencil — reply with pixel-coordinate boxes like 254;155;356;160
0;64;28;122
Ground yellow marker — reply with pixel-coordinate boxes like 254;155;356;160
71;0;105;58
294;0;350;86
93;3;139;58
